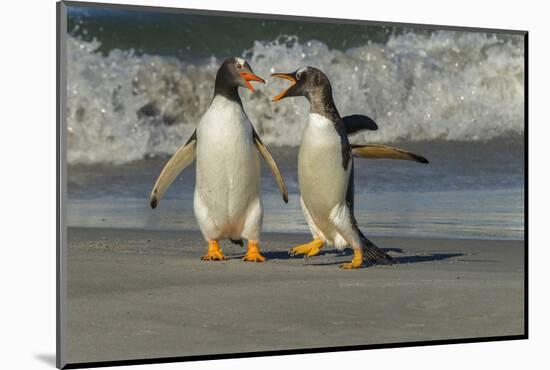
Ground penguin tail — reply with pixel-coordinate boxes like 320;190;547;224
359;232;393;265
230;239;244;247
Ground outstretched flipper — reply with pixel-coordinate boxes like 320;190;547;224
342;115;378;136
252;130;289;203
149;131;197;209
351;144;429;164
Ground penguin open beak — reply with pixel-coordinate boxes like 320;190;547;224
240;72;265;92
270;73;297;102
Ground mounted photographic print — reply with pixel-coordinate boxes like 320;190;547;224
57;1;527;368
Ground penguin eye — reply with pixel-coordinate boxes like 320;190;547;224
296;67;308;80
236;63;243;70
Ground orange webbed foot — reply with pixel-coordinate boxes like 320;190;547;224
242;241;266;262
201;240;226;261
289;238;324;257
340;249;364;269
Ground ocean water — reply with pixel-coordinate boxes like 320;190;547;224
65;6;525;240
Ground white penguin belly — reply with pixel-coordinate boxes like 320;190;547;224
298;113;351;245
193;96;262;241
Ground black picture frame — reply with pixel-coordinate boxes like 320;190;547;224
57;1;528;368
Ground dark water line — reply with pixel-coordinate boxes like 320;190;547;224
66;6;522;60
67;8;396;59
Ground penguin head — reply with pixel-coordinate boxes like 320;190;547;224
215;57;265;93
271;67;331;101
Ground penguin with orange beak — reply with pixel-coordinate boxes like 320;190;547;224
150;57;288;262
272;67;428;269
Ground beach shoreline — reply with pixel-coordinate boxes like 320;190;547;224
66;227;525;364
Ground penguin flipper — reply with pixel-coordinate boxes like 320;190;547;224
342;115;378;136
351;144;429;164
149;131;197;209
252;130;289;203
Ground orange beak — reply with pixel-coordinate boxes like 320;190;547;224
240;72;265;92
270;73;297;102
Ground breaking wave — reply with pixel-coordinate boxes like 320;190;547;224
66;31;524;164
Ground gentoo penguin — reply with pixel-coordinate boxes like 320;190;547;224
271;67;428;269
150;57;288;262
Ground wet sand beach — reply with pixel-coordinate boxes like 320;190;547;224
67;227;524;364
62;6;526;367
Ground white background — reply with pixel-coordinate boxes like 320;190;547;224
1;0;546;368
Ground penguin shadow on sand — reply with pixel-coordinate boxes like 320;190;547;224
217;244;293;261
259;249;296;260
214;244;463;266
289;247;464;267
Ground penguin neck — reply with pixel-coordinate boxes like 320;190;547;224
306;88;340;123
213;83;243;108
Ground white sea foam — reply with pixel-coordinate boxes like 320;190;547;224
66;31;524;164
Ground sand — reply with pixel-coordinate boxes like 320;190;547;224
65;227;525;364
